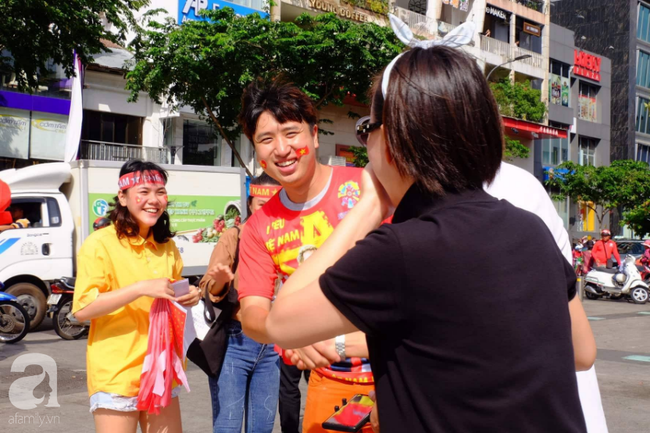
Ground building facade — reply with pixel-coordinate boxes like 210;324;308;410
2;0;580;180
539;23;611;238
550;0;642;164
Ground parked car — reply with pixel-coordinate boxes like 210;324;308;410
614;240;645;264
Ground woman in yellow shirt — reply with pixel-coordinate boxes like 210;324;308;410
73;160;201;433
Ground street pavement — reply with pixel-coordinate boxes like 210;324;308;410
1;299;649;432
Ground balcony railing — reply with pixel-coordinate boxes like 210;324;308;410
393;6;436;38
80;140;170;164
480;35;511;58
392;6;457;40
513;0;546;13
515;47;544;69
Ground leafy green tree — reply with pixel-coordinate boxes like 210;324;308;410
0;0;148;91
126;10;401;177
503;137;529;161
621;202;650;237
490;78;546;123
545;160;650;231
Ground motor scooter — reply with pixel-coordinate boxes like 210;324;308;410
47;277;89;340
584;255;650;304
0;281;30;343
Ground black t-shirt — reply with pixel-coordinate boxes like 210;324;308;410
320;186;586;433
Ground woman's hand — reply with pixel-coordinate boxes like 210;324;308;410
139;278;176;301
205;263;235;294
360;164;393;221
176;285;202;307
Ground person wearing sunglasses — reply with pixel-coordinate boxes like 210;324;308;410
264;16;596;433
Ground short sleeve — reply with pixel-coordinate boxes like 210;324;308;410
563;258;577;301
171;241;184;282
319;225;404;336
72;239;112;314
238;218;278;301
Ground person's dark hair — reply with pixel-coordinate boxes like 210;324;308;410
239;79;319;142
247;172;281;216
372;46;503;196
108;160;175;243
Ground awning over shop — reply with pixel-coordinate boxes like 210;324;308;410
502;116;568;140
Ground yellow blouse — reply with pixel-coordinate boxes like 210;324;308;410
72;225;183;397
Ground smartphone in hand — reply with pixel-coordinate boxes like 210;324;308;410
322;394;374;432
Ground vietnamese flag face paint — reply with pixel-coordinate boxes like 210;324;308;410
296;146;310;158
260;160;267;169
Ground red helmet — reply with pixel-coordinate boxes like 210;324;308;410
600;229;611;237
643;240;650;248
93;217;111;231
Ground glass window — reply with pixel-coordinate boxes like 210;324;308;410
636;97;650;135
46;198;61;227
541;137;569;166
639;3;650;42
182;119;222;166
638;143;650;164
9;198;45;228
578;136;597;166
578;82;598;122
81;110;143;145
553;197;569;229
638;51;650;88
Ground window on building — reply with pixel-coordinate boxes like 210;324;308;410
638;51;650;88
515;17;542;54
81;110;143;145
549;60;571;107
638;143;650;164
578;136;598;166
541;137;569;166
553;197;569;229
578;82;598;122
639;3;650;42
636;96;650;135
182;119;222;167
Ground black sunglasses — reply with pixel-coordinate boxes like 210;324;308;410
355;116;382;146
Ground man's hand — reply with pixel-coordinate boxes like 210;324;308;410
369;390;379;433
284;339;341;370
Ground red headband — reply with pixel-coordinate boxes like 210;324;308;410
118;171;166;191
250;185;282;199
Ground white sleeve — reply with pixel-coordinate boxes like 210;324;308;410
484;162;572;264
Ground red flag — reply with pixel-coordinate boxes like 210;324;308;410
137;299;190;414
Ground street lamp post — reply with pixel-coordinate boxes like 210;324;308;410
486;54;533;82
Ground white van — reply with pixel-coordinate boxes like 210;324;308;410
0;160;246;329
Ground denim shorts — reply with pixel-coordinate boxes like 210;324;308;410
89;387;181;413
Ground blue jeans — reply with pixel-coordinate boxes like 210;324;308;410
209;320;280;433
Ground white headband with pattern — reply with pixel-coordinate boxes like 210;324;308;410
381;14;477;97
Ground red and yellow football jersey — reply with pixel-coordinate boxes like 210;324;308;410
238;165;372;382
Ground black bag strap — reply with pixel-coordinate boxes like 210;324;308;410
202;226;241;325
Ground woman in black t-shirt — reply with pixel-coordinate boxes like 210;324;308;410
264;18;596;433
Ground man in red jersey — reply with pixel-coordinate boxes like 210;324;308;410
237;80;374;433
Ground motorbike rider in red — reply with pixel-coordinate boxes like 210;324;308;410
591;229;621;268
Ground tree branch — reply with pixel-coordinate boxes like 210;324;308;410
201;96;254;178
314;86;336;109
